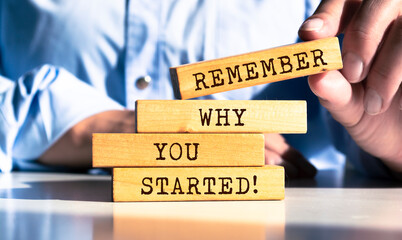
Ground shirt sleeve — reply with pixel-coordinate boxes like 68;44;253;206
0;65;123;172
305;0;321;17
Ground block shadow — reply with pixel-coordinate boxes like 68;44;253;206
0;178;112;202
286;169;402;188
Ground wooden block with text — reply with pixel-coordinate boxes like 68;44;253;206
136;100;306;133
170;37;342;99
113;166;284;202
93;133;265;167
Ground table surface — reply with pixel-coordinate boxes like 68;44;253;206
1;169;402;240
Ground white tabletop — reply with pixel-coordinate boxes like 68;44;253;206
1;169;402;240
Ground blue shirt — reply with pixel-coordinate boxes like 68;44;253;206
0;0;392;177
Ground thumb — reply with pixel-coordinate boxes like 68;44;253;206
298;0;361;40
308;70;365;128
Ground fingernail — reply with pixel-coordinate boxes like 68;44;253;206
364;88;382;115
342;53;363;83
300;18;324;31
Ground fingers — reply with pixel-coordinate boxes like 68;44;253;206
264;134;317;178
282;146;317;178
308;70;365;127
342;0;400;83
300;0;401;84
363;16;402;115
265;149;298;178
302;0;402;115
299;0;360;40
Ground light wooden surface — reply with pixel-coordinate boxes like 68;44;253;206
170;37;343;99
113;202;284;240
135;100;307;133
2;171;402;240
113;166;284;202
93;133;265;167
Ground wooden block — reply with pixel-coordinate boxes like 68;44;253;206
93;133;264;167
136;100;306;133
113;166;284;202
170;37;343;99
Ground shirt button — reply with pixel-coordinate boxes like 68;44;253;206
135;76;152;90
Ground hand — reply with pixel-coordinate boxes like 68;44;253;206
39;110;135;168
264;133;317;178
299;0;402;171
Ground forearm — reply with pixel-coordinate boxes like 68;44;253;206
0;64;126;172
39;110;135;168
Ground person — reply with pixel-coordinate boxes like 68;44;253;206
0;0;400;179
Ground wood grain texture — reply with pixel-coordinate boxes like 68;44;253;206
170;37;342;99
92;133;264;167
113;166;284;202
136;100;307;133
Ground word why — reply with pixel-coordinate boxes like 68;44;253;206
199;108;246;126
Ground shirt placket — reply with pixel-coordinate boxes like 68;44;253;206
125;0;162;109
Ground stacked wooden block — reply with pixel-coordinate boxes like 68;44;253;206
92;38;342;202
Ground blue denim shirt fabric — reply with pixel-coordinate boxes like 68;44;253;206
0;0;391;178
